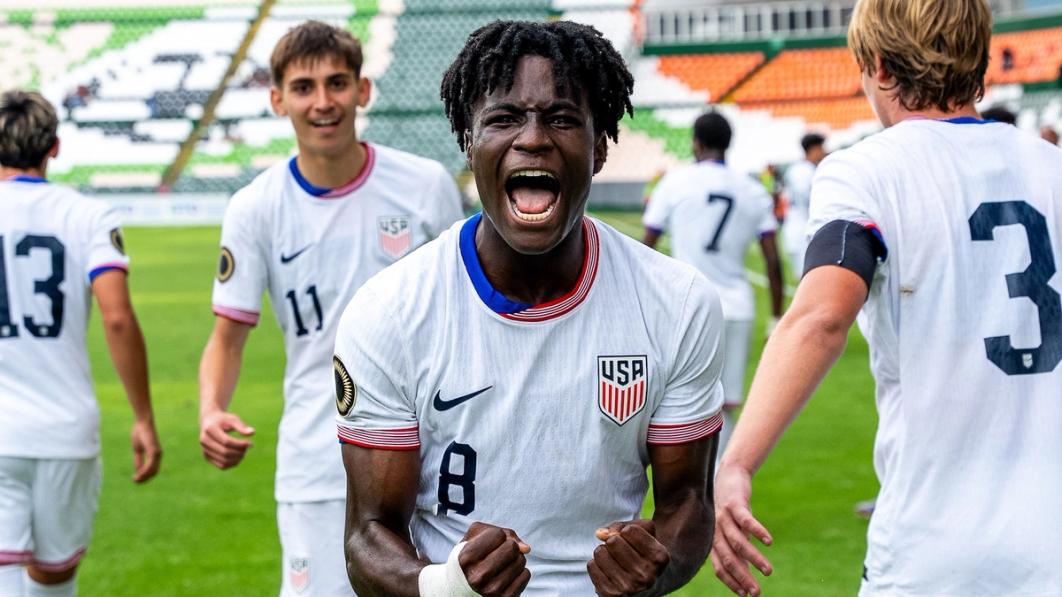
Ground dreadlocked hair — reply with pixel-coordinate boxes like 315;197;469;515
440;20;634;151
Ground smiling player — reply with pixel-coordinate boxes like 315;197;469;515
334;20;725;596
197;21;462;597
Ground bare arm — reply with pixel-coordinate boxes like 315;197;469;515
642;228;663;249
342;444;531;596
588;436;715;597
92;269;160;483
711;265;866;596
758;233;785;318
198;316;255;468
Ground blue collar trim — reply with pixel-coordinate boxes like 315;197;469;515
288;157;330;197
944;116;992;125
459;213;533;314
6;175;47;183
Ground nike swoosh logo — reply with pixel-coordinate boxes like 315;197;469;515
433;386;493;411
280;245;312;264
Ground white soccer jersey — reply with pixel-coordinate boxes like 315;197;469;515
808;118;1062;596
643;161;777;321
212;143;463;502
782;159;815;271
334;214;725;596
0;177;129;459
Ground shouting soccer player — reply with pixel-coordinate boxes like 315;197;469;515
0;90;162;596
333;20;725;596
197;21;462;597
642;111;784;461
711;0;1062;595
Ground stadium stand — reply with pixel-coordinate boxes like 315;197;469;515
988;26;1062;85
656;52;766;101
730;47;861;102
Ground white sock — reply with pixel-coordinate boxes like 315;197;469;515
0;565;24;597
22;573;74;597
716;410;736;472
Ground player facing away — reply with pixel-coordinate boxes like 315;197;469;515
642;111;784;460
780;132;826;274
197;21;463;597
0;91;161;597
334;20;726;597
711;0;1062;595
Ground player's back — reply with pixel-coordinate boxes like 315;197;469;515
645;162;775;321
0;178;126;459
816;119;1062;595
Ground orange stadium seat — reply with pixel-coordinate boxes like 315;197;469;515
738;97;877;130
988;27;1062;85
657;52;765;101
730;47;862;102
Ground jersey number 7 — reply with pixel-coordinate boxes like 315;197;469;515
969;201;1062;375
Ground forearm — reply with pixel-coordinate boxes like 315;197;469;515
346;519;427;597
102;312;153;422
721;310;849;475
767;262;784;317
198;324;247;418
644;489;712;596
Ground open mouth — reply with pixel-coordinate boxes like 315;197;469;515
310;118;340;129
504;169;560;223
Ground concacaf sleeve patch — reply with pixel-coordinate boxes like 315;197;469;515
217;247;235;283
110;228;125;255
334;355;356;416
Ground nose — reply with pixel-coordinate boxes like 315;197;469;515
312;85;335;113
512;113;552;154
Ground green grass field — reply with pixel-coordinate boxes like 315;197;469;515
80;213;879;596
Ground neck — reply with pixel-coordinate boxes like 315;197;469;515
695;149;724;163
295;140;366;188
887;103;980;127
475;218;585;306
1;166;45;179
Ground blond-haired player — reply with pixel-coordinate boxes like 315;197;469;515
712;0;1062;595
0;90;161;597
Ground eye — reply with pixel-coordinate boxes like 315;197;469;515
485;114;517;126
292;83;311;95
550;115;580;128
330;78;349;90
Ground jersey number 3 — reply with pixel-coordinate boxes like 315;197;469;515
0;235;66;339
969;201;1062;375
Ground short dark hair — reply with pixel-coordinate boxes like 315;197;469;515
801;133;826;153
980;106;1016;125
693;111;731;152
440;20;634;151
270;20;363;85
0;90;58;170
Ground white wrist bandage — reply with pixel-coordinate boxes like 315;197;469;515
418;541;479;597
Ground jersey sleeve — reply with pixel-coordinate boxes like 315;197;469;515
648;273;725;445
425;165;464;238
86;205;130;282
641;173;675;233
807;151;888;256
211;191;268;326
334;285;419;450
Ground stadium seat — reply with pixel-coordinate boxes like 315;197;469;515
730;47;861;102
656;52;765;101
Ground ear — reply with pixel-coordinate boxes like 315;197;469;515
592;132;608;175
48;138;59;159
464;130;474;170
873;54;892;84
270;86;287;117
356;77;372;108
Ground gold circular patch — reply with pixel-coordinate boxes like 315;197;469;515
334;355;356;416
217;247;235;283
109;228;125;255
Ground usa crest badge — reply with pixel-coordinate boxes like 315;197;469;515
289;557;309;594
598;355;648;426
378;215;412;259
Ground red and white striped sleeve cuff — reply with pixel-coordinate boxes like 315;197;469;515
0;550;32;566
212;304;260;326
647;413;724;446
30;548;87;572
338;425;420;451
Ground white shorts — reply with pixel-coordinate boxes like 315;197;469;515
722;320;753;408
277;500;356;596
0;457;100;571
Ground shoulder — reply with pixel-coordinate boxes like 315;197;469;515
595;218;704;294
370;143;451;182
225;160;289;215
358;217;463;303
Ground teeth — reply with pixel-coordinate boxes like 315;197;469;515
510;201;556;223
509;169;555;179
312;119;339;126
